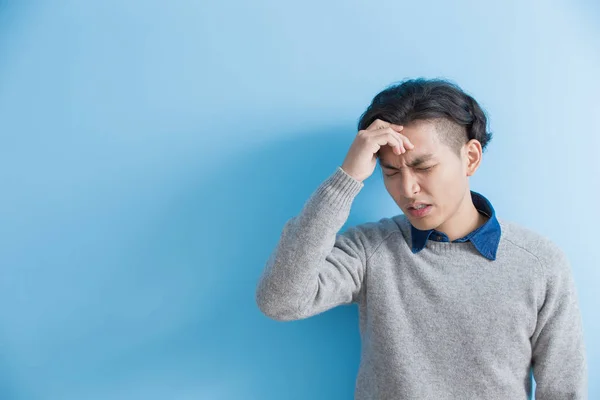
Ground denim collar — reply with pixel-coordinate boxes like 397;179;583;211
410;191;501;260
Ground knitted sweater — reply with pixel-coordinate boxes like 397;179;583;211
255;166;588;399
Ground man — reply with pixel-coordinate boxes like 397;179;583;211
255;78;588;399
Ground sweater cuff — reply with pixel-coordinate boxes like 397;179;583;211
313;166;364;209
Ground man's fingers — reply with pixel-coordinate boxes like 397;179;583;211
388;129;414;150
374;129;406;154
374;132;404;154
370;123;414;149
389;125;414;148
366;118;389;131
364;124;415;153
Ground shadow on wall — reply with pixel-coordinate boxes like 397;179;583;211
96;125;389;399
170;126;382;398
193;127;359;398
0;351;26;400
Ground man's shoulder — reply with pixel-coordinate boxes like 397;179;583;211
341;214;409;249
498;217;569;271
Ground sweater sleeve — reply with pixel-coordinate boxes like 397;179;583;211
255;166;367;321
531;246;588;399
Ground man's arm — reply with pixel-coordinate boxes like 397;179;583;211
256;119;413;321
255;166;367;321
531;246;588;399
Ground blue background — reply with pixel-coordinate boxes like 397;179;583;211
0;1;598;399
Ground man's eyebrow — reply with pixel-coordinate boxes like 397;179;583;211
380;154;436;169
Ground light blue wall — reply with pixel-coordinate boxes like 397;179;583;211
0;1;597;399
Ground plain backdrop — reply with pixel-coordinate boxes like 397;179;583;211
0;0;598;399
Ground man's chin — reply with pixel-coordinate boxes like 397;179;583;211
406;214;435;230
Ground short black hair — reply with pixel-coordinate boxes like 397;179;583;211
357;78;493;157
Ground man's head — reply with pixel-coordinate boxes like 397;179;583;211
357;78;493;233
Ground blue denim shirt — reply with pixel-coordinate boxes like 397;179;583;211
410;191;501;260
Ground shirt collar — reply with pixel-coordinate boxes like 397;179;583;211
410;190;501;260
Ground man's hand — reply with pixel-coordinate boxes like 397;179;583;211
341;118;414;182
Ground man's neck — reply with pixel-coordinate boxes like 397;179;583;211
436;195;489;241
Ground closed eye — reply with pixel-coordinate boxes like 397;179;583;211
383;165;435;177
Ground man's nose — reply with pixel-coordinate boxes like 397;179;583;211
399;171;420;197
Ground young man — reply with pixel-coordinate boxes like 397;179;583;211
255;78;588;399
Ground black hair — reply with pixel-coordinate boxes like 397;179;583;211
357;78;493;157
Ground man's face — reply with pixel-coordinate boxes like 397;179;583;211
378;120;471;231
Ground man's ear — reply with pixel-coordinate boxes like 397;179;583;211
464;139;483;177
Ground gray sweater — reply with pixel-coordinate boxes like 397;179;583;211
255;166;588;399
